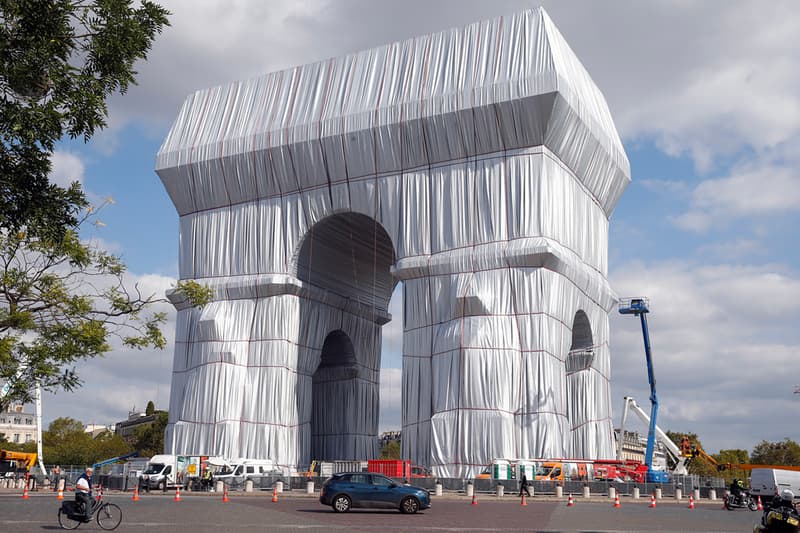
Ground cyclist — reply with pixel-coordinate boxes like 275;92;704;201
75;467;94;522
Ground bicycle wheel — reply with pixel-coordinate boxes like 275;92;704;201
58;509;81;530
96;503;122;531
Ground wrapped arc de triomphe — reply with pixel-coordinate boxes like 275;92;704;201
156;7;630;478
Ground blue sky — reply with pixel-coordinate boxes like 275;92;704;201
41;0;799;455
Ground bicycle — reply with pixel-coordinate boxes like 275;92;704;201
58;494;122;530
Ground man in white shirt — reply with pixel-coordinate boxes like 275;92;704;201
75;467;93;522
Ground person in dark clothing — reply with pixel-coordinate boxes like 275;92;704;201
769;489;796;512
730;478;745;504
519;474;529;497
75;467;94;522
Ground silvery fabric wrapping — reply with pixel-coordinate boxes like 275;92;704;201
156;7;629;478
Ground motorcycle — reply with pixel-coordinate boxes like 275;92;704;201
754;505;800;533
725;491;759;511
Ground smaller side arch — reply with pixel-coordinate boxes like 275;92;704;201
566;310;594;373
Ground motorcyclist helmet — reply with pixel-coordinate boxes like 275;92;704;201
780;489;794;502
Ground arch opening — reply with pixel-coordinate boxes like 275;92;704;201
311;329;360;460
566;310;594;373
295;212;396;312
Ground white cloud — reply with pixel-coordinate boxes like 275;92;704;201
43;271;178;428
49;151;85;188
610;260;800;452
673;155;800;231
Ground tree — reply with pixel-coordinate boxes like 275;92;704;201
714;449;750;484
666;430;718;477
43;416;133;465
43;416;93;465
0;1;207;410
90;430;133;463
751;439;800;466
0;208;214;410
380;440;400;460
0;0;170;240
132;410;167;457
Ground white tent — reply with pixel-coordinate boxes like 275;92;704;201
157;7;629;478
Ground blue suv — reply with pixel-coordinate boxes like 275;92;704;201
319;472;431;513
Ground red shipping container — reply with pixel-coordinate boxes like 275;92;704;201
368;460;411;479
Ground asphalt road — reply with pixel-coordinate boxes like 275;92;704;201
0;491;761;532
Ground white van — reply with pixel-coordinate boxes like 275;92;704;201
214;459;281;481
750;469;800;501
140;454;180;490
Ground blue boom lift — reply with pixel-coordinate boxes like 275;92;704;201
93;450;140;470
618;297;670;483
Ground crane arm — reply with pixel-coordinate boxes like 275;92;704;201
92;451;140;470
718;464;800;473
623;397;688;475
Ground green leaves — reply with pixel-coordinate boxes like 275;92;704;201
0;0;170;238
0;207;209;409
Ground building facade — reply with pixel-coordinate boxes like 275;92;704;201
0;404;35;445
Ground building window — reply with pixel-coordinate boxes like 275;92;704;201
25;418;32;425
13;417;20;424
13;433;20;443
25;434;33;443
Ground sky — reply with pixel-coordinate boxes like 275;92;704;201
37;0;800;456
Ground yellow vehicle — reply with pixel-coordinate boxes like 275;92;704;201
0;450;37;475
534;460;593;482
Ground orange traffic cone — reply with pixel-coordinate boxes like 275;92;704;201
688;494;695;509
567;493;575;507
173;486;182;502
471;492;478;506
649;493;657;508
757;496;763;511
272;485;278;503
613;494;621;508
21;484;29;500
132;485;140;501
57;486;64;500
222;485;229;503
520;491;527;506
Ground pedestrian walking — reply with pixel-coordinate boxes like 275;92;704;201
519;474;530;497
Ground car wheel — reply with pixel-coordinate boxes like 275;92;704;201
332;494;351;513
159;480;166;492
400;496;420;514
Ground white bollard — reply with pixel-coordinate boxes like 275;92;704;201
306;481;315;494
583;485;591;498
709;489;717;501
245;479;254;493
215;480;223;493
632;486;640;499
465;483;474;498
655;487;663;500
496;484;504;498
693;488;700;501
555;485;563;498
675;488;682;501
435;482;442;496
276;480;283;493
608;486;616;500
